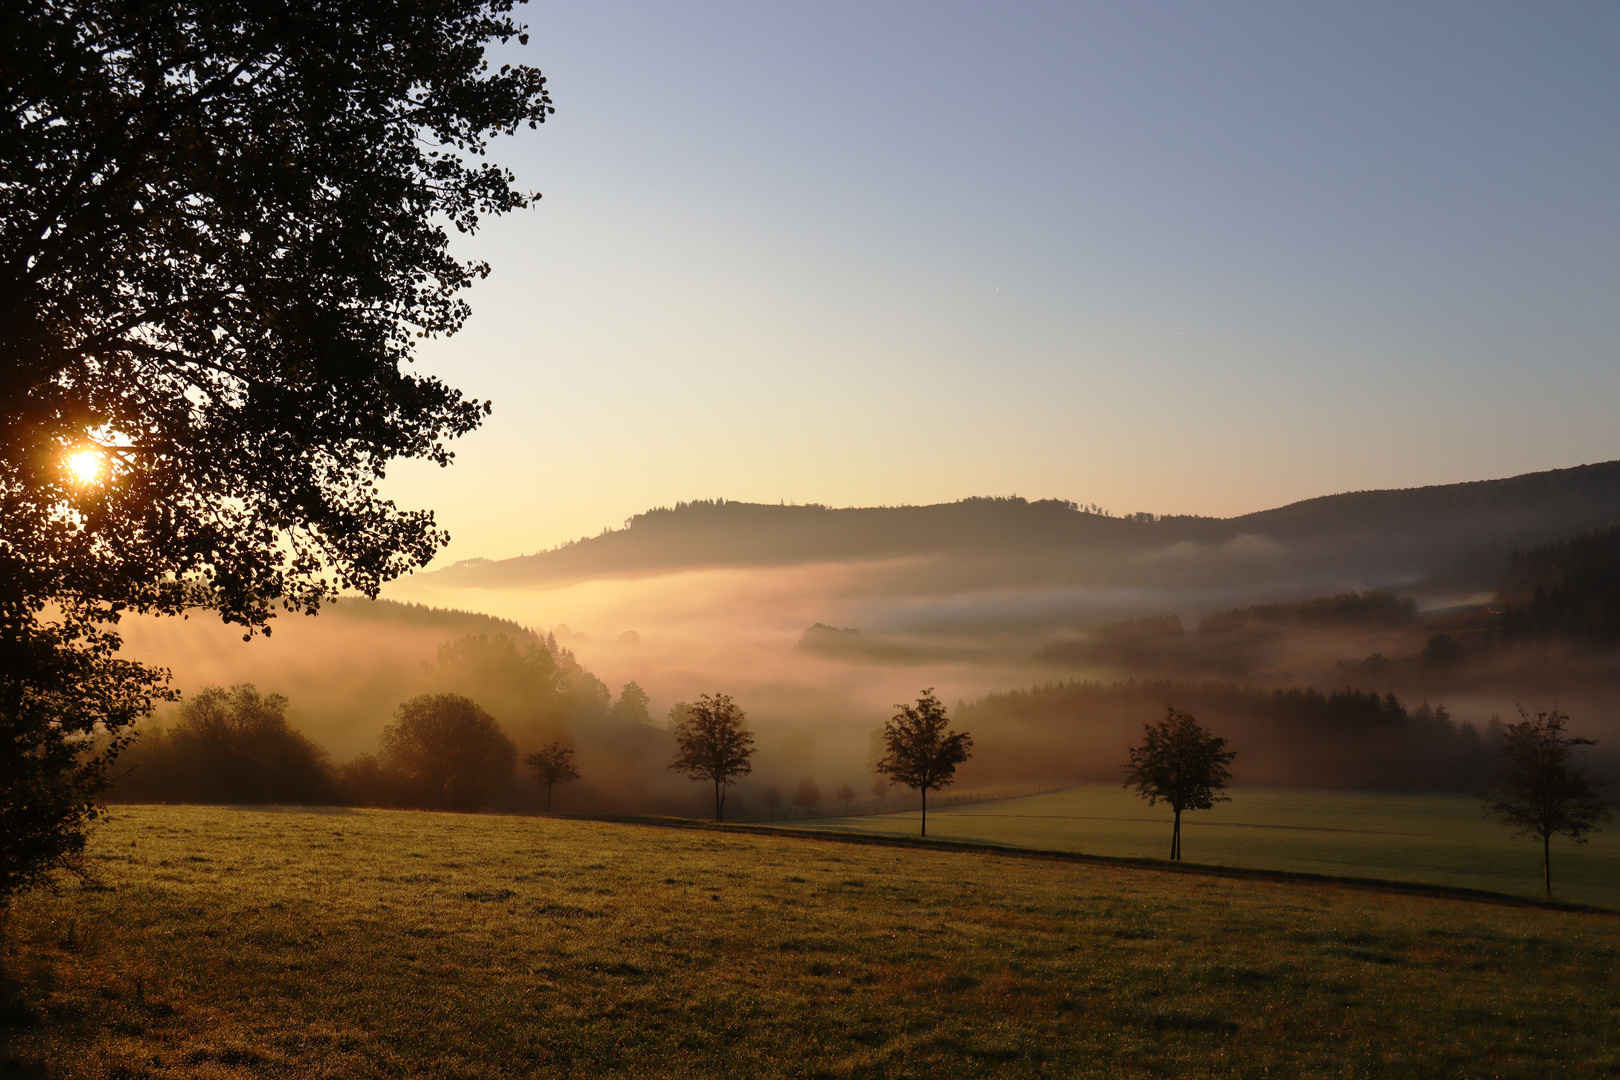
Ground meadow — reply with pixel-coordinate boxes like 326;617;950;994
791;786;1620;908
4;804;1619;1079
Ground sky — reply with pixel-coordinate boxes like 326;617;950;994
379;1;1620;565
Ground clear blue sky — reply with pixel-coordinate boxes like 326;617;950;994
384;1;1620;562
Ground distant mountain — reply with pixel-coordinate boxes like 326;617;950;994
428;461;1620;594
433;495;1164;585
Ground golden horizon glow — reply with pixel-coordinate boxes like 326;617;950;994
66;449;105;486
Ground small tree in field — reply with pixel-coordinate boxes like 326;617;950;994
794;777;823;814
669;693;756;821
525;741;580;813
875;689;973;837
1123;706;1235;861
1485;705;1610;898
836;783;857;813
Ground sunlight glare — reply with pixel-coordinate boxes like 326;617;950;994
66;449;105;486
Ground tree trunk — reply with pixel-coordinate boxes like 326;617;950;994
545;783;552;814
921;788;927;837
715;779;723;822
1172;809;1181;861
1544;831;1552;898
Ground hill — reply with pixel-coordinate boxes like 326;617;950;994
7;805;1618;1078
110;599;702;817
427;461;1620;593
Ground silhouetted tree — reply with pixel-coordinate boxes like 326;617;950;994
762;782;784;814
1123;706;1236;861
0;1;550;905
1485;705;1610;898
525;741;580;813
114;684;333;805
869;776;890;800
793;777;823;814
875;689;973;837
611;681;653;725
836;783;858;813
380;695;517;811
668;693;756;821
1422;632;1464;668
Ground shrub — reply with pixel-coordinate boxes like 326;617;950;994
114;684;334;805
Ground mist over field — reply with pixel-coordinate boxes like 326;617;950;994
111;461;1620;813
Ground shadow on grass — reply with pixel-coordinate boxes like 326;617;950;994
1;937;47;1079
591;814;1620;916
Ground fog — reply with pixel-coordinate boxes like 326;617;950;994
111;482;1620;811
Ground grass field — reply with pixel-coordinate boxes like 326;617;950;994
5;804;1620;1079
785;786;1620;908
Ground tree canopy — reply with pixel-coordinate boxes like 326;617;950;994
874;689;973;836
1123;706;1235;861
668;693;755;821
610;681;652;725
525;740;579;814
0;0;549;902
380;694;517;811
114;683;333;805
1485;705;1610;897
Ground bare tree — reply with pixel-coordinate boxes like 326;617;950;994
875;689;973;837
1123;706;1235;861
668;693;756;821
525;741;580;814
1485;705;1610;898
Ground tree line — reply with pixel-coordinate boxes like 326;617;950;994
1496;524;1620;642
106;683;981;833
112;685;564;813
957;679;1496;791
80;671;1620;901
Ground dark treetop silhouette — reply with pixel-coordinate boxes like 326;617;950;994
1123;706;1236;861
0;1;549;902
112;683;333;806
1484;705;1610;898
875;689;973;837
526;741;581;814
668;693;756;821
380;694;518;812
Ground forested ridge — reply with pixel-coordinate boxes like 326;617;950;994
432;461;1620;591
1496;525;1620;642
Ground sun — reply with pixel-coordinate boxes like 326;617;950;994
66;449;105;486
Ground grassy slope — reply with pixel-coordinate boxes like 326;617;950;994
3;805;1618;1079
789;787;1620;908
